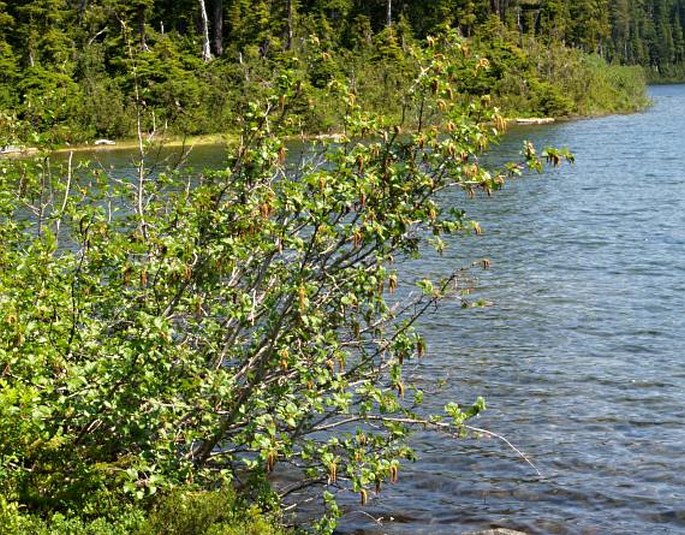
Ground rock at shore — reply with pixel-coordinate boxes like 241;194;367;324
1;144;23;154
464;529;528;535
515;118;555;125
1;145;39;157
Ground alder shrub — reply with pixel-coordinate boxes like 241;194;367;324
0;32;570;532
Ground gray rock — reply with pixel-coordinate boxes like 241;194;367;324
463;529;528;535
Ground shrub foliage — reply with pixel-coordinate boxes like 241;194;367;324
0;33;571;531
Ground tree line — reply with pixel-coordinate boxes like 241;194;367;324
3;1;683;65
0;0;662;145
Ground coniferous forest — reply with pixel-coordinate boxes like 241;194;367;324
3;0;681;145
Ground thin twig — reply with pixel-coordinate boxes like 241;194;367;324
465;424;542;477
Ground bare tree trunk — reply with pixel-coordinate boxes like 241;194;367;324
491;0;499;19
77;0;89;19
386;0;392;28
199;0;212;62
286;0;294;50
500;0;509;21
212;0;224;56
137;4;149;50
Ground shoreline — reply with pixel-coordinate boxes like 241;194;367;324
3;103;653;158
6;117;560;157
51;133;233;154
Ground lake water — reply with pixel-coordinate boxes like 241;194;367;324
334;85;685;534
63;85;685;534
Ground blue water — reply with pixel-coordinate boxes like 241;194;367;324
334;85;685;534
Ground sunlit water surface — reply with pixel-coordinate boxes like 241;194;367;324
335;85;685;534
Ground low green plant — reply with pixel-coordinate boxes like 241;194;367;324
140;489;288;535
0;490;289;535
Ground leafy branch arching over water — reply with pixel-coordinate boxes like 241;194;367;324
0;33;571;532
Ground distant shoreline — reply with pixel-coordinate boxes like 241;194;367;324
2;117;566;158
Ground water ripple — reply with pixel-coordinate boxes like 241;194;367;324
336;84;685;534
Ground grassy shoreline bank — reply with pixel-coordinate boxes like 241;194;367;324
2;108;649;158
